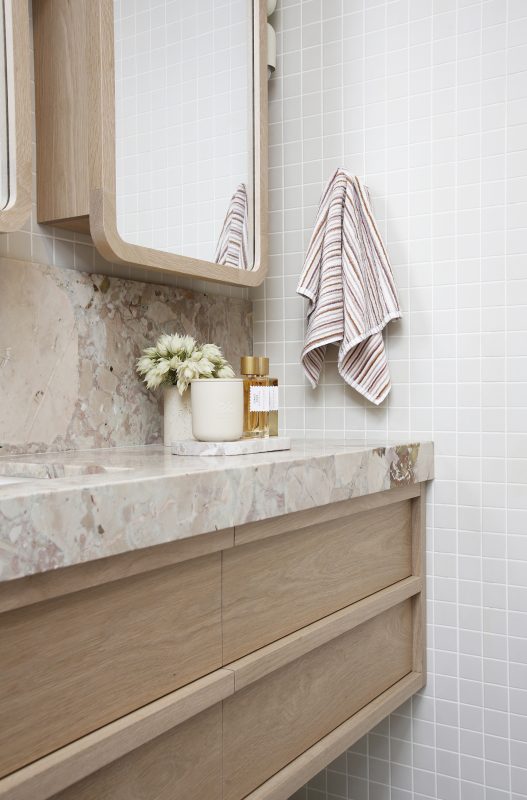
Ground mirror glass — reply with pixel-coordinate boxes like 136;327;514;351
0;0;9;210
113;0;254;270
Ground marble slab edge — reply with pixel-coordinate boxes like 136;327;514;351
171;437;291;456
0;441;434;583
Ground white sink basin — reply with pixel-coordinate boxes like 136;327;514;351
0;461;131;481
0;475;34;486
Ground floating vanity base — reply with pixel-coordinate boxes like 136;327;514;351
171;436;291;456
0;478;428;800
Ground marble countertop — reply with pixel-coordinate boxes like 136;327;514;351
0;439;434;583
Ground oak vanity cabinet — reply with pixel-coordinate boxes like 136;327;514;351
0;484;427;800
0;554;223;777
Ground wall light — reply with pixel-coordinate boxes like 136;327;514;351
267;0;277;78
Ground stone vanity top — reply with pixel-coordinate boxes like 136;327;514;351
0;439;433;583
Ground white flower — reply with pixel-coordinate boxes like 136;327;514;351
216;365;235;378
156;333;173;357
180;335;197;356
196;357;215;377
201;343;223;363
144;362;168;390
176;360;200;393
182;362;200;380
136;333;235;394
136;355;153;375
169;333;185;352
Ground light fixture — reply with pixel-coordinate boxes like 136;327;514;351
267;0;277;79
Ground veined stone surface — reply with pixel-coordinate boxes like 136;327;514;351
0;258;252;454
0;439;434;582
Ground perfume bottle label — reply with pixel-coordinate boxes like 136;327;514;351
250;385;270;412
269;386;279;411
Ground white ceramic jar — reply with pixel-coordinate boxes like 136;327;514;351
190;379;244;442
163;385;192;446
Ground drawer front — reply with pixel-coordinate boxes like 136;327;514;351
53;705;222;800
0;553;222;778
223;499;412;661
223;600;413;800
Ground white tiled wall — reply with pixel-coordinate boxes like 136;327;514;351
114;0;252;263
257;1;527;798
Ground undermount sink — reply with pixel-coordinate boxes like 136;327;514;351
0;461;132;482
0;475;34;486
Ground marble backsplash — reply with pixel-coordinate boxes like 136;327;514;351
0;257;252;454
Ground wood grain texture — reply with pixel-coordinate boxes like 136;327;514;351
222;601;414;800
0;554;222;778
0;485;429;799
223;499;413;661
243;672;425;800
0;670;233;800
43;215;91;234
234;484;421;546
0;0;32;232
52;705;222;800
0;527;233;614
87;0;268;286
32;0;90;224
226;576;422;691
412;488;427;676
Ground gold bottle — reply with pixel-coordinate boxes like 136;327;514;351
241;356;270;438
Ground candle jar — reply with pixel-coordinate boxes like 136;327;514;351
190;379;244;442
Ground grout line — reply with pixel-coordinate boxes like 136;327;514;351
504;2;512;799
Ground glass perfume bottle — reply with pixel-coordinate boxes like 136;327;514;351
241;356;270;438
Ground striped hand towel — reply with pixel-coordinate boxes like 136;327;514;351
297;168;401;405
214;183;249;270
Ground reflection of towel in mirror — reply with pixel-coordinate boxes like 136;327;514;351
214;183;249;270
297;168;401;406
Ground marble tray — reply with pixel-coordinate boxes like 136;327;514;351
171;437;291;456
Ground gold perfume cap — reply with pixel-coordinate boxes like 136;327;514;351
240;356;269;376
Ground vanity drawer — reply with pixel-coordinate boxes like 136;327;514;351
223;600;413;800
0;553;222;778
53;704;222;800
223;498;413;661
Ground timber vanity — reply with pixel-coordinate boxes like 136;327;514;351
0;440;433;800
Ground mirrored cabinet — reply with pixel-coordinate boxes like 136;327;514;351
33;0;268;286
0;0;31;233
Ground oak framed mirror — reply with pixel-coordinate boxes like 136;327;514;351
33;0;268;287
0;0;31;233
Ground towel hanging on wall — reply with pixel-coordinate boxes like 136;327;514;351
296;168;401;405
214;183;249;270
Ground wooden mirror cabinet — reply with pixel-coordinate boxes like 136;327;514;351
0;0;31;234
32;0;268;287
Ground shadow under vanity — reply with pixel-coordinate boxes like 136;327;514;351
0;440;433;800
